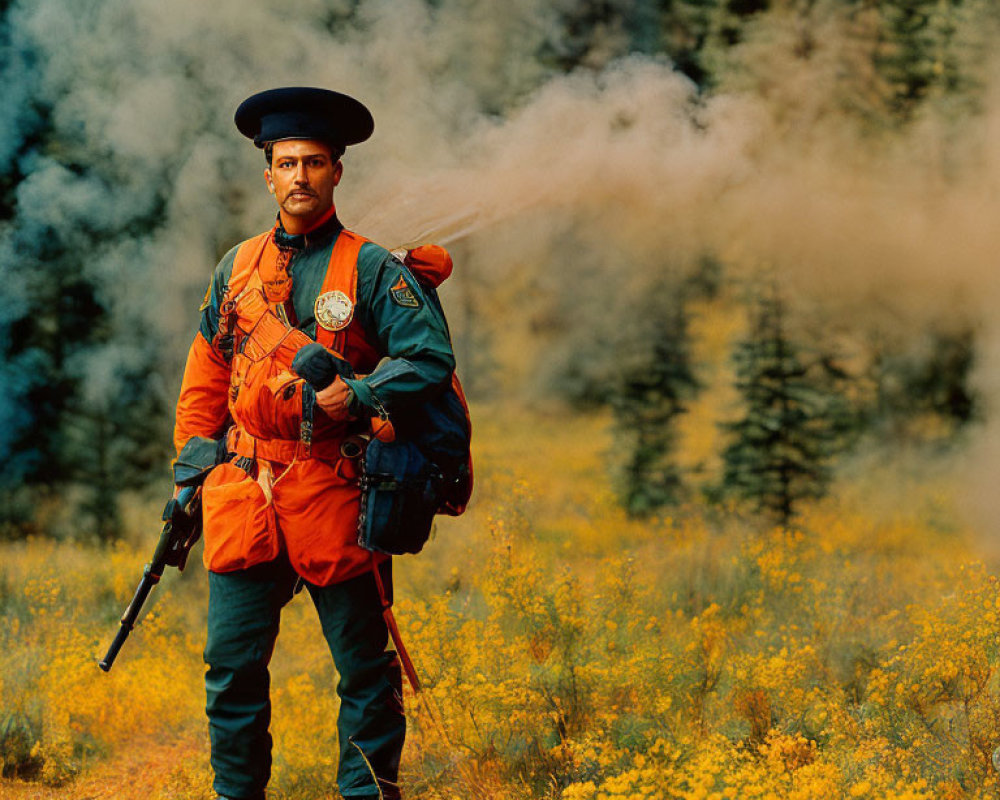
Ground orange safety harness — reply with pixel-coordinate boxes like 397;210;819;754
216;227;424;693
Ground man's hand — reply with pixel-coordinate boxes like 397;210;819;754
315;376;356;421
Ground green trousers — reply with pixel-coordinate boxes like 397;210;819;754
204;557;404;800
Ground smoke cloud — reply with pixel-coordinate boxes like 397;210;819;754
3;0;1000;534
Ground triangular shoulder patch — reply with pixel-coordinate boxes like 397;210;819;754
390;274;420;308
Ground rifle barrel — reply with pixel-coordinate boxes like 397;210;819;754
98;565;161;672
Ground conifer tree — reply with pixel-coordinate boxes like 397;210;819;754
867;326;977;442
719;287;848;525
875;0;971;120
613;297;698;516
0;4;170;538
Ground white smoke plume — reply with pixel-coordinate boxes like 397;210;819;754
3;0;1000;535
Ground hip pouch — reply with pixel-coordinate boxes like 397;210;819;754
354;378;471;555
357;439;442;555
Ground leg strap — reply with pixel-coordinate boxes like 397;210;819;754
371;553;421;693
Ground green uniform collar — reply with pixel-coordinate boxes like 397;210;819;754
274;211;343;252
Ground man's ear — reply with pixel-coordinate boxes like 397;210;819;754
264;168;275;194
332;160;343;187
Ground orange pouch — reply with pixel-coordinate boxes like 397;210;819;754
201;461;278;572
255;370;306;441
231;310;314;440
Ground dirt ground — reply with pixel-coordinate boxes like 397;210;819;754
0;738;207;800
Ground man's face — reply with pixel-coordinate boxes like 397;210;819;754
264;139;342;224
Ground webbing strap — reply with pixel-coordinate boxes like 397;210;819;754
229;427;341;463
216;232;271;346
229;232;272;303
370;552;421;693
315;230;368;351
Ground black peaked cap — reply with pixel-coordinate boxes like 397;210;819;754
235;87;374;149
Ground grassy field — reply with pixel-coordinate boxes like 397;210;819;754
2;406;999;799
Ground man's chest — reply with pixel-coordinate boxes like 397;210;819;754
254;245;334;337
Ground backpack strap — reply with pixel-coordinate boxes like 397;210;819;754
313;230;367;352
214;232;272;354
229;232;271;303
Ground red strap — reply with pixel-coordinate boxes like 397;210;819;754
371;552;421;693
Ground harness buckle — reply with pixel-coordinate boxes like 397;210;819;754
299;419;313;459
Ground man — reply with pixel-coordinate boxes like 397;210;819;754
174;87;456;800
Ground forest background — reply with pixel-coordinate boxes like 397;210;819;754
4;0;1000;797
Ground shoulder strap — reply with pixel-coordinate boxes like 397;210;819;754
227;232;271;303
212;232;271;350
315;230;368;349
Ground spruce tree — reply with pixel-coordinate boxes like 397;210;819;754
876;0;966;120
613;297;698;516
867;326;977;442
719;287;848;525
0;3;171;538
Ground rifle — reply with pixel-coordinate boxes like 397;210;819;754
99;436;225;672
